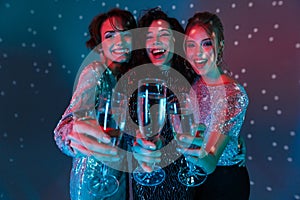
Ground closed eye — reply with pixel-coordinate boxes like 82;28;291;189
159;30;172;37
104;31;116;39
146;33;153;40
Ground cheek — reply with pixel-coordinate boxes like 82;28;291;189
125;37;132;45
208;50;216;61
145;48;152;59
185;48;195;59
161;37;172;46
101;45;110;55
101;40;110;51
168;39;174;51
145;39;152;49
202;49;215;60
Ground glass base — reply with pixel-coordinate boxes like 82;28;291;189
178;167;207;187
133;165;166;186
88;175;119;198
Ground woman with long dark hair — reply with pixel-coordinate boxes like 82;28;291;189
180;11;250;199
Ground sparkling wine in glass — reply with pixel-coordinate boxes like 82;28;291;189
168;93;208;187
87;91;127;198
133;78;167;186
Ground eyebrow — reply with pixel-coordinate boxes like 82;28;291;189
186;38;212;43
147;28;172;34
202;38;212;42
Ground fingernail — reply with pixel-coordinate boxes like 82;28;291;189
148;145;156;150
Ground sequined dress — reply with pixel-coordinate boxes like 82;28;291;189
121;65;195;199
191;77;249;166
54;62;197;199
190;77;250;199
54;61;127;200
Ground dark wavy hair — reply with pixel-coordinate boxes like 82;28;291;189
84;8;137;76
135;7;196;82
86;8;137;50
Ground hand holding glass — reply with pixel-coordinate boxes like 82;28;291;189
87;91;127;198
168;93;207;187
133;78;167;186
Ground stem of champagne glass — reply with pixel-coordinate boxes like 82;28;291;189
101;162;108;177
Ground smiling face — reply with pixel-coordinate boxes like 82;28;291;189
100;16;132;66
185;25;218;77
145;20;174;67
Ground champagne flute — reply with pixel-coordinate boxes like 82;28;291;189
133;78;167;186
87;91;127;198
168;93;207;187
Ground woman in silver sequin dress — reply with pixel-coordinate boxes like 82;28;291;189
180;11;250;199
53;9;137;200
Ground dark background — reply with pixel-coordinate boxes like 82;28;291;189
1;0;299;199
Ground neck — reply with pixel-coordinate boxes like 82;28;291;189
159;64;171;71
105;60;123;77
202;66;224;85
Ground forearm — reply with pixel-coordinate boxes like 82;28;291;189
200;131;230;174
54;64;100;157
198;152;217;174
54;114;76;157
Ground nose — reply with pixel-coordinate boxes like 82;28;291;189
152;40;163;46
196;46;203;57
153;34;163;45
114;33;125;46
153;38;162;46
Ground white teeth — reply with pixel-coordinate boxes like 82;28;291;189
195;59;206;64
152;49;166;54
113;49;129;53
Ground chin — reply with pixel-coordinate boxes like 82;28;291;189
153;62;164;66
150;60;164;66
115;56;130;63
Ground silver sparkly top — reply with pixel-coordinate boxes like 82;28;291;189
192;78;249;166
54;61;126;199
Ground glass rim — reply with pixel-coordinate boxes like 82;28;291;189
138;78;166;86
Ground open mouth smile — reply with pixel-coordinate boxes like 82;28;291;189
112;48;130;54
194;59;207;64
150;48;167;58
